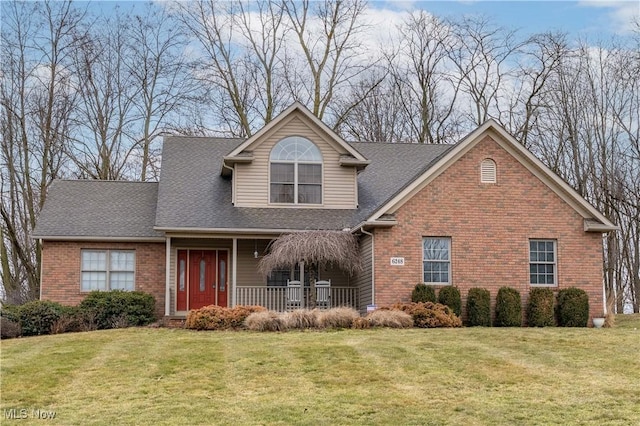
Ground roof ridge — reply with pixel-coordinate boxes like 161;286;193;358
53;179;159;184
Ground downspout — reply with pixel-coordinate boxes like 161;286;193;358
165;237;171;316
359;227;375;306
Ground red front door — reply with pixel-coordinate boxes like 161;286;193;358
178;250;228;311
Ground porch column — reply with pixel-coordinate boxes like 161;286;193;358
164;236;171;316
300;260;305;309
232;238;237;307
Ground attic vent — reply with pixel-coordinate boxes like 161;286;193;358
480;159;497;183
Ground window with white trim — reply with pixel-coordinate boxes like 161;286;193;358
423;238;451;284
481;159;497;183
81;250;135;291
270;136;322;204
529;240;556;285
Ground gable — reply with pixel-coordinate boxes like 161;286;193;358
227;106;367;209
224;102;368;167
365;120;617;232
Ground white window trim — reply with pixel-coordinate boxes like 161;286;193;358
529;239;557;286
422;237;452;285
80;249;136;292
269;136;323;205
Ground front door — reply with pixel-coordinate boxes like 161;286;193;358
177;250;228;311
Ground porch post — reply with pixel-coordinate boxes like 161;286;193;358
300;260;305;309
164;236;171;316
232;238;237;307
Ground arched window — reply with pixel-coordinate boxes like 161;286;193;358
480;159;497;183
270;136;322;204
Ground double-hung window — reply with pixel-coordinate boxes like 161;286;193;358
81;250;135;291
529;240;556;285
423;238;451;284
270;136;322;204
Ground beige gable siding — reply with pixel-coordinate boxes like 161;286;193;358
234;114;357;209
237;239;268;286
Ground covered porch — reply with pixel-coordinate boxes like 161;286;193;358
236;286;359;312
164;235;367;316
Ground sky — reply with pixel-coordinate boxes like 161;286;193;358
88;0;640;39
403;0;640;37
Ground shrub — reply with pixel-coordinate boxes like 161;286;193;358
185;305;266;330
437;286;462;317
390;302;462;328
494;287;522;327
283;309;319;329
466;288;491;326
556;287;589;327
78;291;156;329
7;300;68;336
317;307;360;329
1;316;22;339
351;317;371;329
244;311;287;332
365;309;413;328
411;283;436;303
527;288;555;327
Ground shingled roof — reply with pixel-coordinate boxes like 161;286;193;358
154;137;453;232
35;138;453;239
33;180;163;239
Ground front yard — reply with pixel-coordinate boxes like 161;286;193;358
2;316;639;425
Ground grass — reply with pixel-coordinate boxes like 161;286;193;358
1;316;639;425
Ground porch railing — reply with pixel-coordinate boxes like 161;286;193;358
235;286;359;312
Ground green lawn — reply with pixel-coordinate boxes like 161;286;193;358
2;316;639;425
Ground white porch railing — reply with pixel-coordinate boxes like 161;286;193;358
235;286;359;312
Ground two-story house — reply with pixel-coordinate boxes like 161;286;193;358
33;103;617;323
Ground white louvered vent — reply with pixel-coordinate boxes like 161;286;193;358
480;159;497;183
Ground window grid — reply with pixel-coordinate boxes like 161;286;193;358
529;240;557;285
81;250;135;291
270;137;322;205
422;238;451;285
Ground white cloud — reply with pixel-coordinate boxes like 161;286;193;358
578;0;640;34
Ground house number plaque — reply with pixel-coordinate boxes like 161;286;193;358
390;257;405;266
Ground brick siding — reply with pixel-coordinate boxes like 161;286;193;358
373;135;605;325
40;241;166;318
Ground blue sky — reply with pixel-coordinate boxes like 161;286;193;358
88;0;639;39
386;1;639;37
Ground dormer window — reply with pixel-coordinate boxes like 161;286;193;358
270;136;322;204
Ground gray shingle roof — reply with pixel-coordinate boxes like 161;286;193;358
155;137;452;231
36;138;453;239
33;180;162;239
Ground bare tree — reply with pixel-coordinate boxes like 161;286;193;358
448;16;523;127
1;0;84;301
69;10;139;180
128;4;196;181
390;11;461;144
336;70;409;143
176;0;289;137
282;0;373;124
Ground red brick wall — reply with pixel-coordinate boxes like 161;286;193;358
373;135;605;325
41;241;166;319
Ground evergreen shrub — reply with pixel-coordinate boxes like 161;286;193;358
466;288;491;327
494;287;522;327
